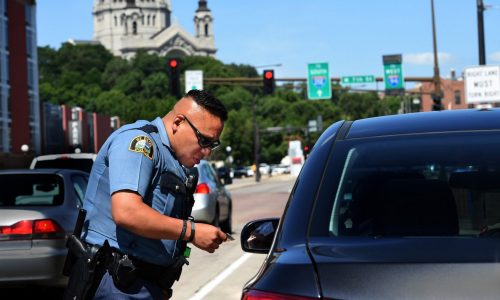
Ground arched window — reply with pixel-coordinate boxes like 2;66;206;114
152;15;156;26
141;15;144;25
204;24;209;36
133;21;137;35
114;16;118;26
147;15;150;25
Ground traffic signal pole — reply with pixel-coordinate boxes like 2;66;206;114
253;95;261;182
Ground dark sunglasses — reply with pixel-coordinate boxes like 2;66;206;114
182;115;220;150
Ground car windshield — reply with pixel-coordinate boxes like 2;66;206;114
0;174;64;206
328;131;500;238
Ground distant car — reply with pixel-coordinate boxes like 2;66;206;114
258;163;271;175
216;166;233;185
270;164;290;175
241;109;500;299
0;169;89;287
30;153;97;174
234;166;253;178
191;160;232;233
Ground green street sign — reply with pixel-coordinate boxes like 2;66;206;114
382;55;404;95
383;63;404;90
341;75;375;85
307;62;332;100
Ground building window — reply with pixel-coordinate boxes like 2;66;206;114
25;5;33;26
3;18;8;48
141;15;144;25
26;30;33;58
152;15;155;26
455;90;461;105
147;15;150;25
132;21;137;34
204;24;209;36
114;16;117;26
27;61;34;89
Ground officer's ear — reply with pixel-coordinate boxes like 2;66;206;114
172;115;184;133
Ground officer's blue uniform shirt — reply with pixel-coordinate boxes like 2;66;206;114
82;117;187;266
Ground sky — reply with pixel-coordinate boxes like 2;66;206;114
36;0;500;84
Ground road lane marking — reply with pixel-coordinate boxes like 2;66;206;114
189;252;253;300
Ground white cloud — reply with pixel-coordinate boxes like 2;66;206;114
490;52;500;62
404;52;453;65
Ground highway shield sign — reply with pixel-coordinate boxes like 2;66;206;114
307;62;332;100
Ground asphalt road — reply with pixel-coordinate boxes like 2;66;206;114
171;174;295;300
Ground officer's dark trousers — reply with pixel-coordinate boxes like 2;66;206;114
93;271;165;300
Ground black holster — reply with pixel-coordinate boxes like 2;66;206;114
62;239;112;300
107;251;188;292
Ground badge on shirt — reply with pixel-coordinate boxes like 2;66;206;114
129;135;154;159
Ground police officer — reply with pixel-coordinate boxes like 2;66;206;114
74;90;229;299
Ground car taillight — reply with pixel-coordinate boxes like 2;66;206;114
242;290;318;300
0;219;65;240
195;183;210;194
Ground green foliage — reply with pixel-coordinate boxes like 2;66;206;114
38;44;401;165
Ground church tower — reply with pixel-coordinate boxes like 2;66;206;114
92;0;216;58
194;0;215;52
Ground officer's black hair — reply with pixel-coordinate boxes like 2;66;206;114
185;90;228;122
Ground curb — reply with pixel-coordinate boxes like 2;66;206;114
225;174;295;191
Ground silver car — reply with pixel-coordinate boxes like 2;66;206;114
191;160;232;233
0;169;88;287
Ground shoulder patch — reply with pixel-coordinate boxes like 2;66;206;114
129;135;154;160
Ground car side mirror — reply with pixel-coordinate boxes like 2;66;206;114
240;218;279;254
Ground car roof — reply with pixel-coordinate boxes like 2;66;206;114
0;168;88;176
31;153;97;161
347;108;500;139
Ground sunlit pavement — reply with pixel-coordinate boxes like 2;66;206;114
226;173;295;191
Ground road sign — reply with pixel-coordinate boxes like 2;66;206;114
185;70;203;93
341;75;375;85
464;65;500;103
383;54;404;95
308;120;317;133
307;62;332;100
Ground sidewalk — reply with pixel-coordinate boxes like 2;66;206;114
225;173;295;191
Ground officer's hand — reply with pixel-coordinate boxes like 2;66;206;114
191;223;228;253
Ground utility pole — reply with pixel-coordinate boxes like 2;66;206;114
431;0;443;111
477;0;486;65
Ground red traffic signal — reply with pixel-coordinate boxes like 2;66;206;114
168;58;178;68
263;69;275;95
167;58;181;97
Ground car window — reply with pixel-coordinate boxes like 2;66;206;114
72;175;88;207
203;164;217;184
315;131;500;238
0;174;64;206
34;159;94;173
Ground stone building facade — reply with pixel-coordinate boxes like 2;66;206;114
93;0;216;58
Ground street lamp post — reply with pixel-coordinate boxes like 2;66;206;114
477;0;486;65
431;0;443;111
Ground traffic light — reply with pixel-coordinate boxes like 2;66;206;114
263;69;275;95
168;58;180;97
304;145;310;155
431;93;443;111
